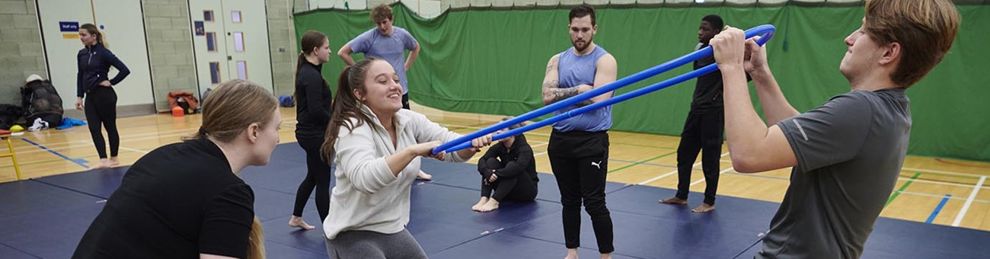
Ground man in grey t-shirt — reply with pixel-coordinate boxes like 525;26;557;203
339;4;431;180
708;0;959;258
339;4;420;110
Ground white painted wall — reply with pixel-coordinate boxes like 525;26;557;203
37;0;155;108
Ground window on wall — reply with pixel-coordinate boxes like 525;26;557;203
206;32;217;52
203;10;214;22
231;10;242;23
209;62;221;84
232;32;244;52
236;61;248;80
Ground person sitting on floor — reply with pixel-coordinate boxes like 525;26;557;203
21;74;63;128
473;119;539;212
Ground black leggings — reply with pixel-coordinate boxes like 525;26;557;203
548;129;614;254
479;159;537;202
674;109;724;205
293;135;331;220
84;87;118;159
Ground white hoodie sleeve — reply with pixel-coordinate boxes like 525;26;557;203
405;111;466;163
333;124;398;194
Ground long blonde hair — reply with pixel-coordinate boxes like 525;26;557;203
194;79;278;141
191;79;274;258
247;217;265;259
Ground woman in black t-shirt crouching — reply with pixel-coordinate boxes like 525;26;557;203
74;80;281;259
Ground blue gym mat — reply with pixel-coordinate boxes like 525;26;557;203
1;143;988;258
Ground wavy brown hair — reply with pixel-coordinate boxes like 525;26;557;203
321;58;379;163
863;0;959;87
371;4;393;23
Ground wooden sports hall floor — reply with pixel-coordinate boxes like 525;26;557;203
2;103;988;231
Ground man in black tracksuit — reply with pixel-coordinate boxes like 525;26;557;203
661;15;726;213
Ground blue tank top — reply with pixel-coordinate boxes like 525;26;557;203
553;46;612;132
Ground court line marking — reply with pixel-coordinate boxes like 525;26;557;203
952;176;986;227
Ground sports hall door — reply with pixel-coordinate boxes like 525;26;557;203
188;0;274;95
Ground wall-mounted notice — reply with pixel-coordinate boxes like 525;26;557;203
59;21;79;39
194;21;205;36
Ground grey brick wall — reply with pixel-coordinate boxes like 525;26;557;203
3;0;327;111
142;0;197;111
0;0;47;106
268;0;298;97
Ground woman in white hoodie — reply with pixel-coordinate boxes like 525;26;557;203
319;58;492;258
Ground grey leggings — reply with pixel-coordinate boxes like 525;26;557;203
325;229;427;259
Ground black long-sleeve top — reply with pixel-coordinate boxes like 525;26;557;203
690;43;723;111
294;61;332;138
477;134;539;182
76;44;129;97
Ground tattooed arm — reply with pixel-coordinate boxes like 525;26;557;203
542;54;592;105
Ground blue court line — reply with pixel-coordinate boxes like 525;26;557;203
20;138;89;168
926;194;952;224
0;241;39;259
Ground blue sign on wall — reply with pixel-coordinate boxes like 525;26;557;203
59;21;79;32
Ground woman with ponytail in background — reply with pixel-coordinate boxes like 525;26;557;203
76;23;129;169
74;80;278;259
289;30;333;230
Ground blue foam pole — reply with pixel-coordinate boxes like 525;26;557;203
435;25;775;154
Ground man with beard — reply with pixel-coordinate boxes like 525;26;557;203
541;4;618;259
660;15;726;213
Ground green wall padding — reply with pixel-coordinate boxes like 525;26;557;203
294;4;990;162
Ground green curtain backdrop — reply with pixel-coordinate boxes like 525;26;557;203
294;4;990;162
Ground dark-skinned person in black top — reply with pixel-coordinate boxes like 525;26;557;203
76;23;130;169
289;30;334;230
661;15;727;213
472;119;539;212
73;80;281;259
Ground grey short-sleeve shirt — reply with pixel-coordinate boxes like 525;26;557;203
759;89;911;259
348;27;418;93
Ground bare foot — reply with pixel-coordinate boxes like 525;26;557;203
288;215;315;230
472;197;489;211
478;198;500;212
659;197;687;205
417;170;433;180
691;203;715;213
91;159;110;169
108;157;120;167
564;248;579;259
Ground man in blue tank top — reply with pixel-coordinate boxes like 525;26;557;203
541;5;618;259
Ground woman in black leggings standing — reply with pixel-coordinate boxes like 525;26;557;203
76;23;129;169
289;31;333;230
